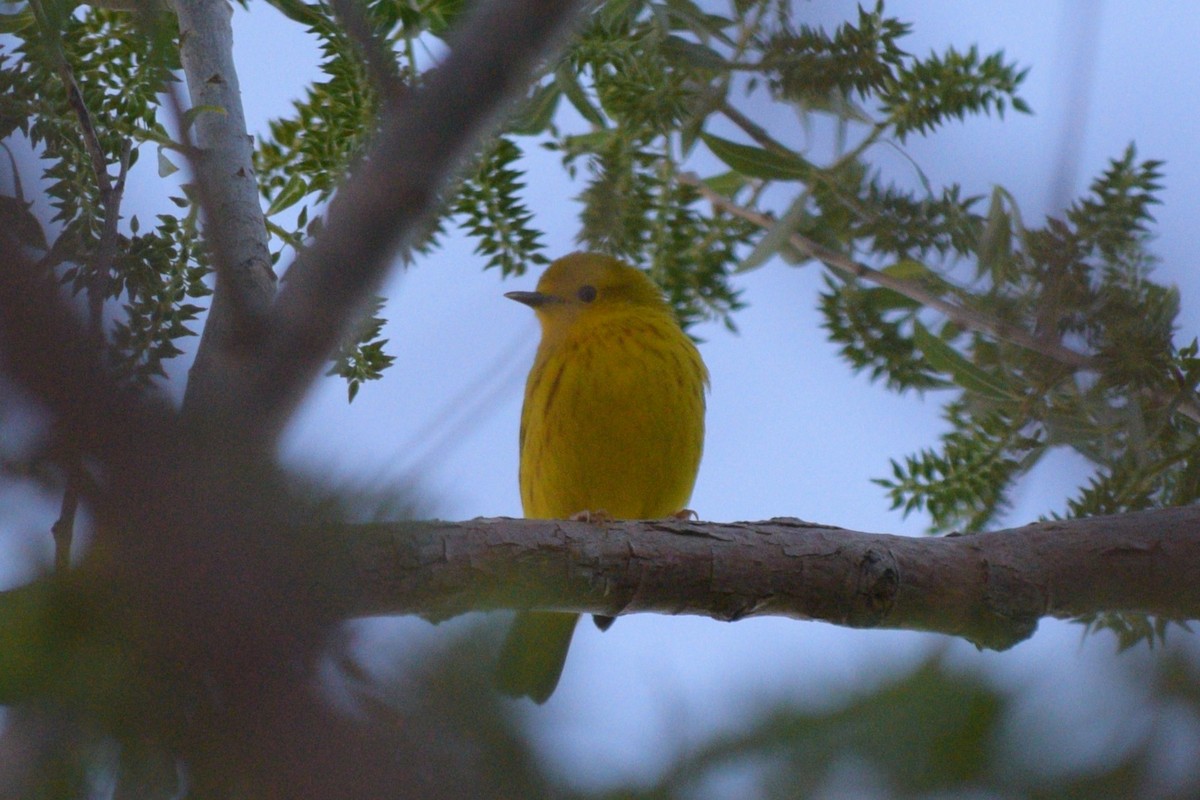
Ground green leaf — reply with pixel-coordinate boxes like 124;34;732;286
555;65;606;128
737;192;809;273
977;186;1013;280
561;130;613;152
660;34;728;70
597;0;643;30
0;9;34;33
912;320;1017;401
509;82;561;135
699;133;813;181
267;174;309;216
181;104;227;134
157;148;179;178
881;259;936;281
700;170;747;197
861;286;920;312
267;0;322;26
1044;412;1103;448
426;0;467;35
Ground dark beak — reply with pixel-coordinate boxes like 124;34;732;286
505;290;557;308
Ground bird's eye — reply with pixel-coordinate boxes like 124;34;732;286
577;285;597;303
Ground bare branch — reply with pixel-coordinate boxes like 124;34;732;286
681;173;1200;425
329;509;1200;650
170;0;278;416
50;467;80;573
680;172;1094;369
329;0;406;100
243;0;586;436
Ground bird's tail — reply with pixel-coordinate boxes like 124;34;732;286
495;611;580;704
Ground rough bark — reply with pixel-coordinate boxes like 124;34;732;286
241;0;585;435
171;0;277;418
324;508;1200;649
166;0;584;447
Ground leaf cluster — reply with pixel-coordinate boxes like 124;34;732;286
453;137;549;276
1;5;202;384
7;0;1195;651
244;0;1035;370
866;147;1196;546
325;294;396;402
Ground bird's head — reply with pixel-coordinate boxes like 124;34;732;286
505;252;668;333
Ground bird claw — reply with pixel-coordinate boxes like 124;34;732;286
570;509;613;525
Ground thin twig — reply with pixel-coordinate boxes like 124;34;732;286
681;172;1200;424
50;469;79;573
89;139;132;332
45;26;134;567
57;66;112;198
243;0;587;436
328;0;406;101
681;172;1092;366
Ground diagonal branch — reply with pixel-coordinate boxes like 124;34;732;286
679;172;1093;369
240;0;586;437
170;0;278;417
328;0;406;101
320;508;1200;651
680;172;1200;425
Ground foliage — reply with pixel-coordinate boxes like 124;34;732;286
326;294;395;402
453;136;549;276
5;0;1194;640
867;148;1199;540
558;648;1200;800
4;0;1200;796
0;5;207;385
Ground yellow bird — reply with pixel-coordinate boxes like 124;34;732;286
496;251;708;703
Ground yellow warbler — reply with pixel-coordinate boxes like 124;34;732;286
496;251;708;703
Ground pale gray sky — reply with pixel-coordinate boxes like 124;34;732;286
242;1;1200;787
5;0;1200;791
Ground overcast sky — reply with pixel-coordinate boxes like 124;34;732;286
269;2;1200;787
5;0;1200;791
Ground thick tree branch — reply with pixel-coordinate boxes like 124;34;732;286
167;0;585;443
244;0;585;436
325;507;1200;650
171;0;278;417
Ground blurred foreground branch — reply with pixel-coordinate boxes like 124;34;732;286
0;0;588;791
330;508;1200;649
242;0;584;435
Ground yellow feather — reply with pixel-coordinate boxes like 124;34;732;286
497;251;708;703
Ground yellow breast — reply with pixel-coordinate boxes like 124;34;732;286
519;305;707;519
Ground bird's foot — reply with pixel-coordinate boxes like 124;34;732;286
570;509;613;525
